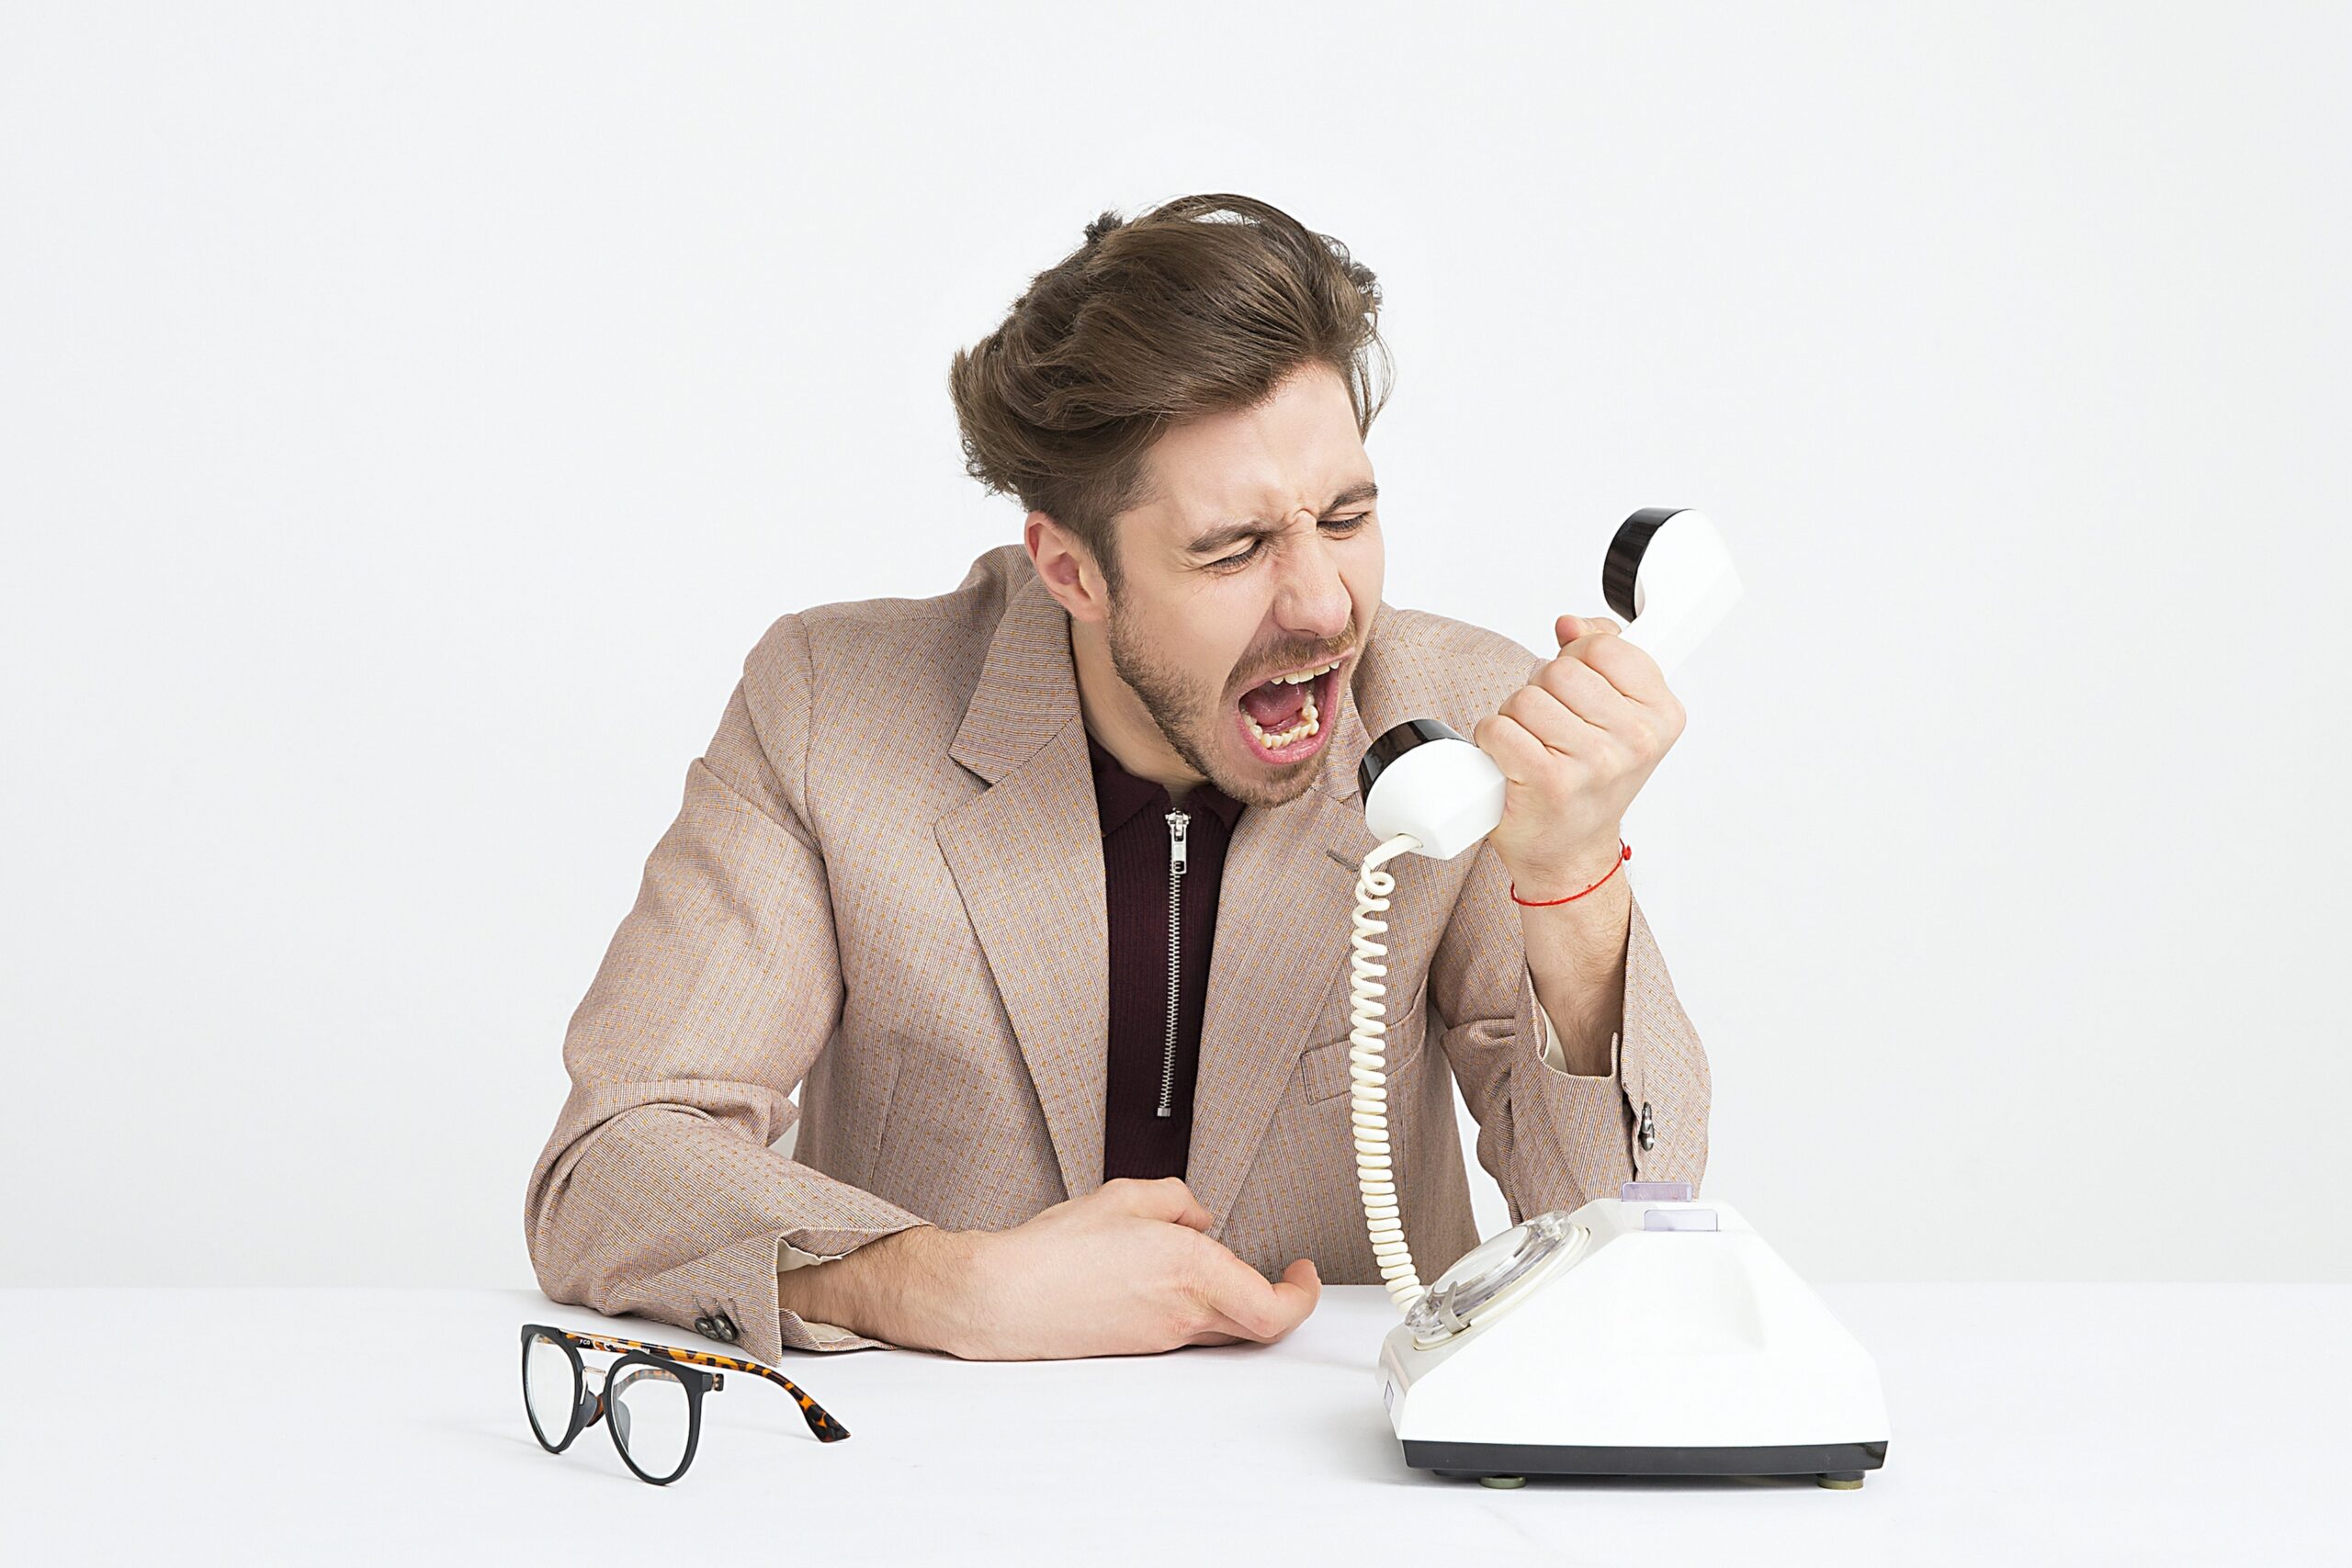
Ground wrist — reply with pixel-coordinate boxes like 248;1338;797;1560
775;1224;981;1356
1510;833;1630;908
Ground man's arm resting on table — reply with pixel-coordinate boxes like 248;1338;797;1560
774;1178;1325;1360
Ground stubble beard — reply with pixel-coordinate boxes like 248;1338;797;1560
1103;594;1332;811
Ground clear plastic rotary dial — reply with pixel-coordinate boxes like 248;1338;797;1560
1405;1210;1590;1347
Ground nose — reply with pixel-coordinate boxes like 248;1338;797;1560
1271;513;1352;643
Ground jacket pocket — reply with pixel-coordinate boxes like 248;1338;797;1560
1277;974;1431;1107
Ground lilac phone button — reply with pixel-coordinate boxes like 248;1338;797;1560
1621;1180;1694;1202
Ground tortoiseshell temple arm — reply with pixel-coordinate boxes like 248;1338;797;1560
562;1329;852;1442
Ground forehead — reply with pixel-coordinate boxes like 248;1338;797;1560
1132;364;1371;537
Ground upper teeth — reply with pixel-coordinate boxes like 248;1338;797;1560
1271;659;1341;685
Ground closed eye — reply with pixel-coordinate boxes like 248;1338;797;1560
1209;514;1371;570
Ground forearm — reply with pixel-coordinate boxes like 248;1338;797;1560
774;1224;978;1356
1518;835;1634;1077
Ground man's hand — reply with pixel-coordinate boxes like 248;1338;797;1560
1472;614;1686;899
948;1177;1320;1359
776;1177;1320;1360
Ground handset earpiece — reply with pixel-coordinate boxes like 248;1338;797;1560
1602;507;1743;683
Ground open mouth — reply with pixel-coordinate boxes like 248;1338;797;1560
1234;655;1345;765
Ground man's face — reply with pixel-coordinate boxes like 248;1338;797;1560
1100;362;1384;809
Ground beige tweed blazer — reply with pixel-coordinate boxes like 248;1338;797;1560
525;544;1711;1361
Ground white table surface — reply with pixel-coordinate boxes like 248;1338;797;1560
2;1283;2341;1565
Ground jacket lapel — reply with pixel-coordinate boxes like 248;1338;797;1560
934;570;1108;1203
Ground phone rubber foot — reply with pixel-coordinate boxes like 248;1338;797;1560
1477;1475;1527;1489
1816;1473;1865;1490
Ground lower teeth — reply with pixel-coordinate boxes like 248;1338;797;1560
1247;688;1320;750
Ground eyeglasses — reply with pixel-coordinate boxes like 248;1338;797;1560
520;1323;852;1484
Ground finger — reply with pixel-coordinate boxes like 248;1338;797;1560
1191;1248;1320;1342
1498;681;1607;758
1105;1176;1216;1231
1535;650;1645;734
1472;712;1555;786
1570;626;1670;707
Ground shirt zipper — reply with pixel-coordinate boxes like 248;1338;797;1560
1157;808;1190;1118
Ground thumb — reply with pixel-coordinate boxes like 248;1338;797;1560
1557;613;1622;648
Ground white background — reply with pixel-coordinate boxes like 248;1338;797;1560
4;2;2344;1290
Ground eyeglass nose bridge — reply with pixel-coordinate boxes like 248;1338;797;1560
576;1362;652;1447
574;1365;609;1435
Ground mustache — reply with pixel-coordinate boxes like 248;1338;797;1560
1232;630;1357;693
1241;644;1354;691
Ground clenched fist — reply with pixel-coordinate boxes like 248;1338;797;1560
1472;615;1686;900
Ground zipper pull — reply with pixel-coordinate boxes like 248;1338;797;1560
1165;809;1190;874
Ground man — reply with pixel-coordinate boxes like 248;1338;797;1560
524;193;1710;1365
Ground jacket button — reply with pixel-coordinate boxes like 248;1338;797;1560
710;1312;740;1344
693;1314;716;1337
1638;1100;1657;1151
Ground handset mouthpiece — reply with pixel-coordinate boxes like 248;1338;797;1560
1357;719;1506;861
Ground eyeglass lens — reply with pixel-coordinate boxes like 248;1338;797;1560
606;1363;693;1481
522;1331;580;1450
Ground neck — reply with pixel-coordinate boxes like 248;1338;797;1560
1069;617;1205;797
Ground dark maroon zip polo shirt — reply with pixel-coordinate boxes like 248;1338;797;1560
1086;728;1248;1182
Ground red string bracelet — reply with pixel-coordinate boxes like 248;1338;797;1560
1510;839;1631;907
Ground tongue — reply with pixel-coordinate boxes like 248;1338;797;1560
1240;677;1307;729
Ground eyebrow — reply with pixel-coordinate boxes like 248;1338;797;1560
1184;480;1379;556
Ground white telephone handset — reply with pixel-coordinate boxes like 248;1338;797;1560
1345;507;1743;1307
1346;511;1890;1489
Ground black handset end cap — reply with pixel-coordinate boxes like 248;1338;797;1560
1602;507;1687;625
1359;717;1467;800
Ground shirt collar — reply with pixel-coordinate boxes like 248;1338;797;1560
1085;727;1248;837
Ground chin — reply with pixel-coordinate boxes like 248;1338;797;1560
1203;746;1324;811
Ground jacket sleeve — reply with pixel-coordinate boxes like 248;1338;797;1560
523;613;933;1363
1428;839;1712;1224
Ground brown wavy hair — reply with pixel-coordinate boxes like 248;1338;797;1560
948;192;1393;591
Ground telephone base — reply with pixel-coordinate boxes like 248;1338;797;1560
1413;1438;1889;1483
1377;1194;1892;1486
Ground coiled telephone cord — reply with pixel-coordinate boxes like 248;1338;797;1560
1350;832;1429;1314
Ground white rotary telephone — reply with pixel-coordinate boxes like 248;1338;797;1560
1345;509;1892;1489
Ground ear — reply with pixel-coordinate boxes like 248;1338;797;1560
1025;511;1113;625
